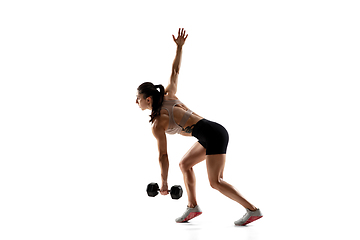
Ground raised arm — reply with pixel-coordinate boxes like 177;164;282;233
165;28;188;96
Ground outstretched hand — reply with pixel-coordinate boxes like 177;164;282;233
172;28;188;47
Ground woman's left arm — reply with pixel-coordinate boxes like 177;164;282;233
165;28;188;96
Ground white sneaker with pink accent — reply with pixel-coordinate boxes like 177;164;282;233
175;205;202;223
234;208;263;226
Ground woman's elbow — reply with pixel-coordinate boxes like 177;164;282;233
159;153;168;160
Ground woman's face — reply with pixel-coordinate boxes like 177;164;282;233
136;92;152;110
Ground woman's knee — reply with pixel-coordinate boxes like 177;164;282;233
179;160;190;173
180;155;205;173
179;142;206;173
209;178;221;190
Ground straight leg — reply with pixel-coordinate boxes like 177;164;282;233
206;154;257;210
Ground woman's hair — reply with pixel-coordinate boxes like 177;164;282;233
137;82;165;123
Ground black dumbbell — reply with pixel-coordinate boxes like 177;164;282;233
146;182;183;200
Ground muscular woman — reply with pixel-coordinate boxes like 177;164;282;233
136;28;263;226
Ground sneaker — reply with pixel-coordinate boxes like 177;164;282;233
234;208;263;226
175;205;202;223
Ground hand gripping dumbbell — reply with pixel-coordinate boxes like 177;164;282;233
146;182;183;200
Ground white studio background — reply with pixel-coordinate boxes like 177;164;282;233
1;1;359;240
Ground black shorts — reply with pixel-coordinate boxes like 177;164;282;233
192;119;229;155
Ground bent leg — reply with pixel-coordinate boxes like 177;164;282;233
179;142;206;208
206;154;257;210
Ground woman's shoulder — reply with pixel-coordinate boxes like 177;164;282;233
163;94;182;107
164;93;179;101
153;111;169;131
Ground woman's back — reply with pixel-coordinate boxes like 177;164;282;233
159;95;203;136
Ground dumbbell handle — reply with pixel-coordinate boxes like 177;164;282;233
157;188;170;193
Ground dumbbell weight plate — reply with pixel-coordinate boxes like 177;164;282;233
146;182;159;197
170;185;183;200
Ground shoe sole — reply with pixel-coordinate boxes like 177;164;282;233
236;216;263;226
178;212;202;223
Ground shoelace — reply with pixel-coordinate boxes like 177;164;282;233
241;211;250;220
181;207;191;216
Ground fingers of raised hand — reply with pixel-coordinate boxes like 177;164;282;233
177;28;187;37
173;28;188;43
180;28;186;37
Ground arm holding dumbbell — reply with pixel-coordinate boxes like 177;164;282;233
152;118;169;195
159;155;169;195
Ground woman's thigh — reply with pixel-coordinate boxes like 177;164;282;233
206;154;226;184
179;142;206;171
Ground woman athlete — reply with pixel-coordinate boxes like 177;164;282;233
136;28;263;226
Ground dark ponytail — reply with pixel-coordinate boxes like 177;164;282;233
137;82;165;123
